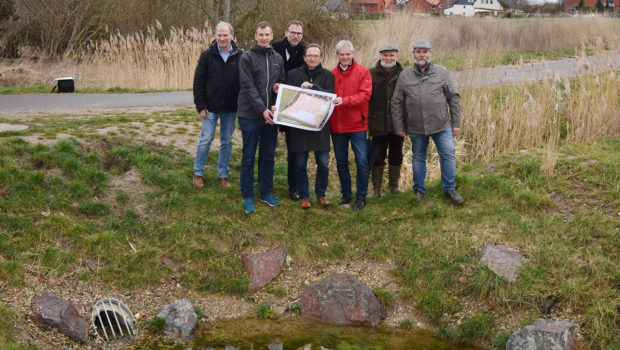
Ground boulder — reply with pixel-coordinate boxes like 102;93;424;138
242;248;286;292
32;292;89;343
155;298;197;341
300;273;385;327
480;244;525;282
506;319;576;350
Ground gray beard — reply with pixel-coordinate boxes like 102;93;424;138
414;58;431;68
380;61;396;68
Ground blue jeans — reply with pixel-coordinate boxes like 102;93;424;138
409;128;456;193
294;151;329;199
193;112;236;178
331;131;369;199
239;118;278;199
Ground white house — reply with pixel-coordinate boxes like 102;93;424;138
444;0;502;16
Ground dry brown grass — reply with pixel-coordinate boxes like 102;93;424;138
350;13;620;68
77;22;212;90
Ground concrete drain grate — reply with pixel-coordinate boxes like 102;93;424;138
91;298;138;343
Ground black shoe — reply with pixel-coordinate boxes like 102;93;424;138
352;197;365;211
444;190;464;205
414;190;425;200
289;190;301;201
338;195;352;205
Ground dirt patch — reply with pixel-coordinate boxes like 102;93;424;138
0;123;28;132
1;257;425;349
105;167;150;217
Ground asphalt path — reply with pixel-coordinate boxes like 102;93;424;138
1;51;618;114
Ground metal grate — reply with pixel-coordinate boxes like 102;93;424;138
91;298;138;343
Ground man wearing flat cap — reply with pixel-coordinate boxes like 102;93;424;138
391;39;464;205
368;44;405;199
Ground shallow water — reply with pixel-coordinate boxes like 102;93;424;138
132;318;482;350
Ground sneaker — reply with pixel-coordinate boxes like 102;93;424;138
338;195;352;205
289;190;301;201
193;175;204;188
414;190;425;200
444;190;464;205
352;197;366;211
300;199;311;209
260;193;281;207
318;197;330;207
244;198;255;214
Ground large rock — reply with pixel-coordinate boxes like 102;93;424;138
506;319;576;350
480;244;525;282
300;273;385;327
155;298;197;341
242;248;286;292
32;292;89;343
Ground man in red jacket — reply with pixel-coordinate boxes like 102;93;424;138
330;40;372;210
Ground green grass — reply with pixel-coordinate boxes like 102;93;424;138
0;303;34;350
0;110;618;348
253;303;279;320
0;86;191;95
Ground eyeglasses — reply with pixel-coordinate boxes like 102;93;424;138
305;54;320;58
288;31;303;36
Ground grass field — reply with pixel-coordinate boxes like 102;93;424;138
0;101;618;348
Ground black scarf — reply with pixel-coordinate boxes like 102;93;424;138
303;63;323;83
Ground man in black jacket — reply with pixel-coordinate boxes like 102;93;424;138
192;21;242;189
272;20;306;201
238;21;286;214
284;43;334;210
368;44;404;199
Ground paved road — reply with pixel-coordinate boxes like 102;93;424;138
1;51;618;114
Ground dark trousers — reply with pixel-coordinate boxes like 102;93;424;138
373;133;404;167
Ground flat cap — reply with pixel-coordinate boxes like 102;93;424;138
412;39;432;50
379;44;398;52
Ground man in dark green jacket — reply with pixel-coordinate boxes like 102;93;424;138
368;44;404;199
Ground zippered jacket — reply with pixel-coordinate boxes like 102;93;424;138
368;60;403;136
391;63;461;136
237;44;285;120
284;64;334;153
192;40;242;113
329;59;372;133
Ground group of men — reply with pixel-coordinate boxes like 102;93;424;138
192;20;464;214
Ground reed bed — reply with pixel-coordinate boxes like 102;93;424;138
351;13;620;68
77;22;212;90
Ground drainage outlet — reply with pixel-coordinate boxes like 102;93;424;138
91;298;138;343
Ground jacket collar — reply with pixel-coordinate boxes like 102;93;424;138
209;39;240;55
250;43;273;55
338;59;356;72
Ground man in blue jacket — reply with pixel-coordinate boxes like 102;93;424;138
237;22;286;214
192;21;242;189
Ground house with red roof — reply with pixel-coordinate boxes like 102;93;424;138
564;0;617;13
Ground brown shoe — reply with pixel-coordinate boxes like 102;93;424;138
318;197;330;207
218;177;230;188
193;175;204;188
300;199;311;209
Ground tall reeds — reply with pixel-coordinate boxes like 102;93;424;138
77;22;213;90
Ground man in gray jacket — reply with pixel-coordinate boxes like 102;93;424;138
391;39;464;205
237;21;286;214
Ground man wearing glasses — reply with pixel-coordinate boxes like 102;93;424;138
273;20;307;202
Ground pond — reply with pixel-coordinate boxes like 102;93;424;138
132;318;482;350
